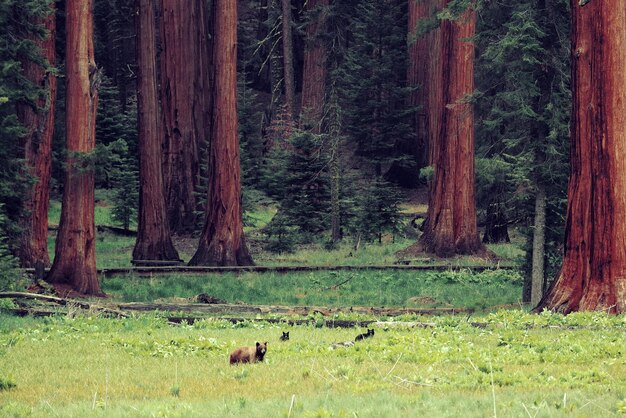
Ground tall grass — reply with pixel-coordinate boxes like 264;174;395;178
0;312;624;417
102;269;524;310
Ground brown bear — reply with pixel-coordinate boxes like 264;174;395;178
229;341;268;365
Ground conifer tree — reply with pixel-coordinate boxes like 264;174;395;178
338;0;413;178
47;0;104;296
476;0;570;301
0;0;55;264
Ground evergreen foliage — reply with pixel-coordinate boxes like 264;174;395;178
336;0;414;178
96;75;137;155
109;141;138;230
0;206;19;291
93;74;138;228
264;130;331;250
93;0;136;109
475;0;570;283
93;139;137;229
350;177;403;244
0;0;53;245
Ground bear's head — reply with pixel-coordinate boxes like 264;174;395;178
255;341;267;360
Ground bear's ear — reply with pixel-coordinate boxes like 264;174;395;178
256;342;260;347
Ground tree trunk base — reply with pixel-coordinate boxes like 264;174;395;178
533;265;625;314
132;240;180;263
188;235;254;266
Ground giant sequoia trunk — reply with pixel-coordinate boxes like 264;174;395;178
16;3;56;267
535;1;626;314
159;0;211;234
189;0;253;266
417;3;485;257
132;0;180;262
47;0;103;296
281;0;296;120
299;0;328;133
407;0;442;171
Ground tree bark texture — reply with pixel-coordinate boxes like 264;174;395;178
407;0;440;169
299;0;328;133
159;0;211;234
418;3;485;257
189;0;253;266
535;1;626;314
47;0;104;296
16;3;56;267
132;0;180;262
281;0;296;119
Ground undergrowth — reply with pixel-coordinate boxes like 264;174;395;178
101;269;523;310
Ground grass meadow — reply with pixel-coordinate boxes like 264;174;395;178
6;198;624;416
0;311;625;417
101;269;523;310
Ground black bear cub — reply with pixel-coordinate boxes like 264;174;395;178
280;331;290;341
355;328;375;341
229;342;268;365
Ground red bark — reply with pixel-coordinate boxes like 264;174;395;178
535;1;626;314
159;0;211;234
16;3;56;267
281;0;296;120
47;0;103;296
407;0;442;169
417;2;485;257
189;0;253;266
299;0;328;133
132;0;180;262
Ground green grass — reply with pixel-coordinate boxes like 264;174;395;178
48;233;136;269
47;197;525;269
0;312;624;417
101;269;524;310
48;200;117;228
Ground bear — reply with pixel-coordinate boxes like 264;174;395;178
229;341;268;365
355;328;375;342
280;331;290;341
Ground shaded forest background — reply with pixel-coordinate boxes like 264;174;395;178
0;0;571;298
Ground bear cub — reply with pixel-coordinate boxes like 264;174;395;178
280;331;290;341
229;341;268;365
355;328;375;341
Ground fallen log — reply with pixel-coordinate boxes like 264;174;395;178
114;302;471;317
0;292;128;318
23;263;518;277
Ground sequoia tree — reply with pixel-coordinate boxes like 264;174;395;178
535;1;626;314
189;0;253;266
16;1;56;267
132;0;180;262
159;0;211;234
47;0;103;296
299;0;328;132
407;0;438;170
416;1;485;257
281;0;296;120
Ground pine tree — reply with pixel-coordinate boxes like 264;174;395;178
475;0;570;301
351;177;403;244
109;140;138;230
263;130;331;250
337;0;414;178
